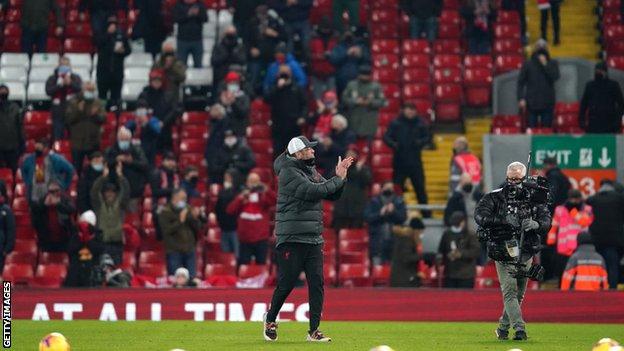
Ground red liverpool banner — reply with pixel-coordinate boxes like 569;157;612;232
11;288;624;323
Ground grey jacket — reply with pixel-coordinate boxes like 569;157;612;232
273;152;345;247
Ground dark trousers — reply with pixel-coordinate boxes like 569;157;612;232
394;163;428;205
239;240;268;265
540;2;560;42
166;251;197;278
21;27;47;56
97;74;123;107
540;245;557;280
444;277;475;289
597;246;623;290
0;149;20;172
51;103;68;141
176;39;203;68
528;108;553;128
553;253;570;286
267;243;324;332
72;149;95;175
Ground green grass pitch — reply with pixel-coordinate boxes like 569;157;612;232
14;320;624;350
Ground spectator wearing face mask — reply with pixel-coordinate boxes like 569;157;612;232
150;152;180;205
215;170;241;257
579;62;624;134
205;104;231;181
309;17;338;99
0;181;16;272
180;166;201;199
138;70;181;155
152;41;187;99
218;72;251;137
542;156;571;209
547;189;594;284
226;172;276;265
209;130;256;184
308;90;339;141
212;26;248;86
0;84;24;173
315;115;356;177
31;180;76;252
45;56;83;140
172;267;200;287
95;15;131;109
64;210;105;287
263;43;308;95
444;173;484;233
21;138;75;204
105;127;149;208
390;217;425;287
125;100;163;165
90;162;130;264
364;181;408;265
264;65;308;158
332;148;371;231
437;211;481;289
77;152;105;213
65;82;107;172
174;0;208;68
341;64;386;140
329;29;371;96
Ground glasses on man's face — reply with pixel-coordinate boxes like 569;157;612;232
506;177;524;184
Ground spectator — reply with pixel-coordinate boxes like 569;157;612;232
215;170;241;257
180;166;202;199
124;100;163;165
263;43;308;95
150;152;180;204
133;0;167;57
586;180;624;290
152;41;187;99
219;72;251;137
0;84;23;173
461;0;495;54
560;232;609;291
400;0;443;41
21;138;75;204
138;69;180;155
65;82;107;172
159;188;203;278
0;181;16;272
444;173;484;233
264;65;308;157
309;90;339;141
332;0;359;31
20;0;64;55
212;26;247;86
341;65;387;140
226;172;276;264
579;62;624;134
227;0;264;42
172;267;200;287
437;212;481;288
540;0;561;45
383;103;430;215
501;0;526;44
316;115;355;177
45;56;83;141
31;180;75;252
547;189;594;284
79;0;128;42
332;149;371;231
95;15;131;109
246;5;288;94
64;210;105;287
270;0;313;59
98;253;132;287
329;29;370;96
309;17;339;99
449;136;482;194
209;130;256;184
105;127;149;209
541;157;570;208
205;104;231;181
77;151;105;213
174;0;208;68
517;40;560;128
216;65;256;98
364;181;408;265
90;163;130;265
390;217;424;287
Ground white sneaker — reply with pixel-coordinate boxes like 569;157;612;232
263;312;278;342
307;330;331;342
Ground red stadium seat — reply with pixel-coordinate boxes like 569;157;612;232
492;126;522;134
494;23;521;40
433;68;462;84
554;113;579;130
439;10;461;25
525;127;554;135
401;68;431;84
371;9;399;24
182;111;209;125
602;12;622;26
436;24;461;40
606;41;624;55
372;68;400;83
603;0;621;10
604;24;624;42
12;197;29;213
46;37;62;52
373;167;393;183
371;154;393;168
555;102;580;114
433;54;462;69
401;54;430;68
35;263;67;280
139;251;165;265
434;83;462;103
378;112;395;127
340;251;368;264
121;251;137;271
0;168;14;187
248;139;273;155
556;126;584;134
138;263;167;277
238;264;269;279
339;264;371;287
401;39;431;55
464;68;493;86
65;23;93;38
206;252;237;267
178;139;205;154
204;263;236;277
493;39;523;55
324;265;337;286
247;125;271;139
371;39;400;54
371;140;392;154
464;87;491;107
2;264;34;285
433;39;461;54
338;228;368;242
370;23;399;39
495;55;523;74
255;153;273;168
382;83;401;101
372;264;391;286
372;54;399;70
5;251;37;266
339;240;369;253
63;38;94;53
607;56;624;70
435;103;461;122
3;23;21;38
492;114;522;128
402;83;432;100
464;55;493;69
39;252;69;265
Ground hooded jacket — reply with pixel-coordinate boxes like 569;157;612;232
273;152;345;246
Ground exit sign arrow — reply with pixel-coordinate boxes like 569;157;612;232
598;147;611;168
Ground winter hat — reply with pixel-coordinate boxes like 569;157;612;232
224;71;241;83
79;210;97;227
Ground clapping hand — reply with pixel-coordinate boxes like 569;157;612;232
335;156;354;180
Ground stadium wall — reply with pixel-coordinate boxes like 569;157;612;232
13;288;624;323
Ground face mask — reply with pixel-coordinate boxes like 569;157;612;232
224;137;237;147
84;91;95;100
58;65;71;75
118;140;130;150
175;200;187;210
451;226;463;233
0;93;7;102
92;163;104;172
382;189;393;197
304;158;316;166
223;181;232;189
135;108;148;117
462;183;474;193
227;84;240;93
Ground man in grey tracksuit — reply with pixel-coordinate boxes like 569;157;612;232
263;136;353;343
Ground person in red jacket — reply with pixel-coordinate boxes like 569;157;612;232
309;17;338;99
226;172;276;265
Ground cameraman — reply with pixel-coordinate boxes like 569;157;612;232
475;162;551;341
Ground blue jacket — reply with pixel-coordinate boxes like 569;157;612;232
21;152;75;196
364;195;408;237
328;41;370;92
263;54;308;95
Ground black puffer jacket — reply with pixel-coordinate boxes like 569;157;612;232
517;51;560;111
273;152;345;246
